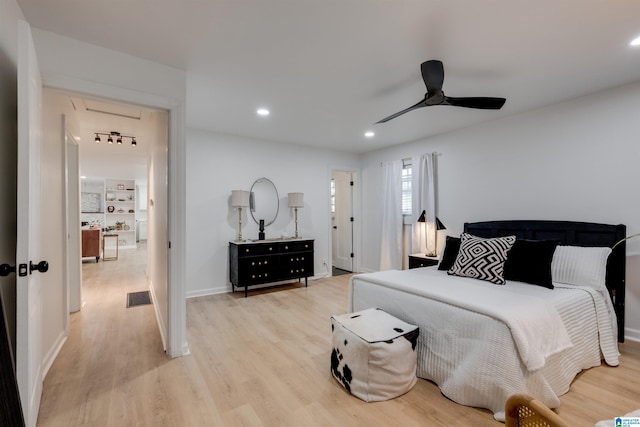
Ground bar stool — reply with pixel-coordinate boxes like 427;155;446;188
103;234;119;261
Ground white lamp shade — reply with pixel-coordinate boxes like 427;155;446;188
231;190;250;207
288;192;304;208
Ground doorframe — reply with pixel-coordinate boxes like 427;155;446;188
43;75;188;357
328;167;361;275
63;122;81;315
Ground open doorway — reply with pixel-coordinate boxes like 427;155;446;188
331;170;355;276
46;87;169;345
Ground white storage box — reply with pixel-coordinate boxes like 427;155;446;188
330;307;419;402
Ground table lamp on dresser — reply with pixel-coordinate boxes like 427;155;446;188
231;190;250;242
288;192;304;239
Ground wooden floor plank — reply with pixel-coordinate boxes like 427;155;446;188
37;244;640;426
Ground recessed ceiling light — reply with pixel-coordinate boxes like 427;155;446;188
257;108;270;116
630;35;640;46
364;131;375;138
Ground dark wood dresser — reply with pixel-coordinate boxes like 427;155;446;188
229;239;314;297
81;228;101;261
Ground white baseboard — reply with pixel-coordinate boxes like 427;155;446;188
148;280;168;352
624;327;640;343
41;330;67;380
186;286;229;299
186;274;333;299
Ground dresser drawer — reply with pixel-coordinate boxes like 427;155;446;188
408;255;438;269
280;253;313;278
239;244;278;257
237;257;275;284
279;240;313;253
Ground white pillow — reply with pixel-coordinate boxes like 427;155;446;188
551;245;612;291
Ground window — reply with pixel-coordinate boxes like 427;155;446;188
330;179;336;214
401;159;412;216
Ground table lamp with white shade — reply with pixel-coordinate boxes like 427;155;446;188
288;192;304;239
231;190;250;242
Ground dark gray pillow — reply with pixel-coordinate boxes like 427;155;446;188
448;233;516;284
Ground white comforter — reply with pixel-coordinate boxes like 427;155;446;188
348;267;619;421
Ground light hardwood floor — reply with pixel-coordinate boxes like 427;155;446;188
38;246;640;426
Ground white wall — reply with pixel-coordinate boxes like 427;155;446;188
31;29;186;104
361;80;640;340
29;29;188;356
185;129;361;297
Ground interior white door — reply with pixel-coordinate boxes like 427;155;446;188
16;20;45;427
332;171;353;272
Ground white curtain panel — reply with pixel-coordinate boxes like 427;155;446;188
411;153;436;255
380;160;403;270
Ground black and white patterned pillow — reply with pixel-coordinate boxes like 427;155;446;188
448;233;516;284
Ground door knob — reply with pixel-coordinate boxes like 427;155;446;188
0;263;28;277
0;264;15;277
30;260;49;274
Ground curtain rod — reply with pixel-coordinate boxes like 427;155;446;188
379;151;442;166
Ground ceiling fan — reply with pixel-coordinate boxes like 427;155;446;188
376;60;506;124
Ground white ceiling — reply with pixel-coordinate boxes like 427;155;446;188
18;0;640;153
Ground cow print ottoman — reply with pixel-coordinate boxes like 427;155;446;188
330;307;419;402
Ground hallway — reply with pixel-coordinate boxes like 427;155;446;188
37;243;166;426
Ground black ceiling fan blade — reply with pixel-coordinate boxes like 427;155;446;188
375;99;427;124
445;96;506;110
421;60;444;93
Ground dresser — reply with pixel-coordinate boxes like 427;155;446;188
81;228;101;261
229;239;314;297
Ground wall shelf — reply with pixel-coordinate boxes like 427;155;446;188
81;177;138;249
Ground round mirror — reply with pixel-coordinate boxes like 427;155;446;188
250;178;279;227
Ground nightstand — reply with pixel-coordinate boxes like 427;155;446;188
408;253;439;269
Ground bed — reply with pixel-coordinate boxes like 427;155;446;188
348;220;625;421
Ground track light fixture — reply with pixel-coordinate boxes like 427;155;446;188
94;131;137;147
